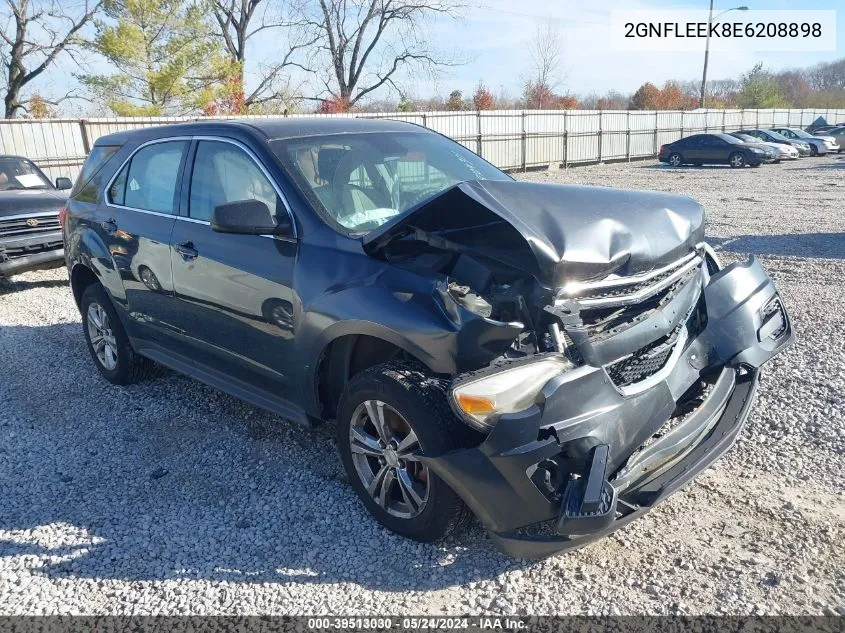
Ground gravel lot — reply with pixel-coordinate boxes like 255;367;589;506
1;155;843;616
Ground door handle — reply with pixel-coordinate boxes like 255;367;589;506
175;241;198;261
102;218;117;235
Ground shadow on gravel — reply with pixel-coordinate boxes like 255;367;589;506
709;233;845;260
0;277;68;295
0;323;531;593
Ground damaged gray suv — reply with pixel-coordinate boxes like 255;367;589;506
64;119;793;557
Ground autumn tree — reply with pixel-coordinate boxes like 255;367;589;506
1;0;102;118
472;83;494;110
299;0;464;109
553;94;577;109
82;0;221;116
629;82;660;110
655;81;694;110
315;94;349;113
207;0;316;111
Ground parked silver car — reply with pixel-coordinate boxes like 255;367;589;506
771;127;839;156
728;132;798;161
812;126;845;152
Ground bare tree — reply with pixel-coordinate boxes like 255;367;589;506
1;0;101;118
522;23;562;109
208;0;318;108
529;24;561;91
300;0;464;109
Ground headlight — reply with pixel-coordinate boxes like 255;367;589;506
451;356;574;431
751;148;763;154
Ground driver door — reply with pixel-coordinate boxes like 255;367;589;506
168;138;299;401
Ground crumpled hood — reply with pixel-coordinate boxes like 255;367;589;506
363;180;705;288
0;189;67;218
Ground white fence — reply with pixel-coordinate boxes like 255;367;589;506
2;108;844;182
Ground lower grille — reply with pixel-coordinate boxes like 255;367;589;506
762;297;787;341
605;325;682;388
0;240;63;261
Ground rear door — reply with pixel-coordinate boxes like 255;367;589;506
168;137;299;400
102;139;189;343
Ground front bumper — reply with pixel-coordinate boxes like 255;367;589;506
423;257;793;558
0;230;64;278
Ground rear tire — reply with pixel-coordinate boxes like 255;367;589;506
667;153;683;167
336;361;479;542
81;283;157;385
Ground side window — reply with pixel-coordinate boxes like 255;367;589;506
109;141;187;214
189;141;281;222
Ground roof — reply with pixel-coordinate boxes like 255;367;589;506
93;117;424;146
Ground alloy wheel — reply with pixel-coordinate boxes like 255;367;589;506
86;302;118;371
668;154;682;167
349;400;430;519
730;154;745;167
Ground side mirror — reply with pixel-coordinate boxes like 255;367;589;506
210;199;292;236
55;177;72;190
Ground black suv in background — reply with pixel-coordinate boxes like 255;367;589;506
64;119;792;557
658;133;770;167
0;155;72;278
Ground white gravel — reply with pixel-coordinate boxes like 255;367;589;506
1;155;843;616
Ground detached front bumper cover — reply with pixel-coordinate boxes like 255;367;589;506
421;256;793;558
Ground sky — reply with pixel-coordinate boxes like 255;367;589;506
30;0;845;113
417;0;845;99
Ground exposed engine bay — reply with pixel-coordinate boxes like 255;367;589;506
364;179;712;379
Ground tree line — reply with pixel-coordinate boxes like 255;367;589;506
3;1;844;119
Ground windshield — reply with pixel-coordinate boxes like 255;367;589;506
765;130;792;142
733;134;757;143
272;131;510;234
788;129;813;139
0;157;51;191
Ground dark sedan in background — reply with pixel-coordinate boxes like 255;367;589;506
658;133;770;168
0;155;72;279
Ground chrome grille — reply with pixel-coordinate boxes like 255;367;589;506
0;214;61;237
557;253;702;308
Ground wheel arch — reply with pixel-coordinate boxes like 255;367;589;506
313;328;447;421
70;263;100;309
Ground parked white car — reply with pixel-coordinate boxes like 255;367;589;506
771;127;839;156
729;132;798;161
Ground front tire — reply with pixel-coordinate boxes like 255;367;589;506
810;145;818;156
336;362;478;542
81;283;156;385
729;152;746;168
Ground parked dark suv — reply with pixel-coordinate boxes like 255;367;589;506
64;119;792;557
658;133;769;168
0;154;72;278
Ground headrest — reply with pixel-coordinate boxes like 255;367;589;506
317;148;347;183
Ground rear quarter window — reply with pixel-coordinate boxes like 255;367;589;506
71;145;120;199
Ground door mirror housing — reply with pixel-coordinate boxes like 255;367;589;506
55;177;73;190
210;199;292;236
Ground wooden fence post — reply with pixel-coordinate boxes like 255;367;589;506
79;120;91;154
521;111;527;172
